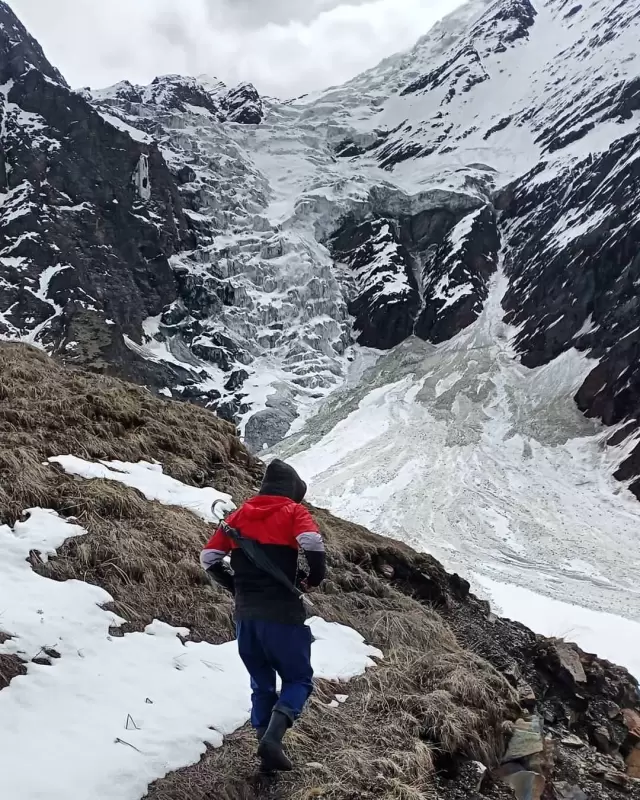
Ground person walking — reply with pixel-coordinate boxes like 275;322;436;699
200;459;326;771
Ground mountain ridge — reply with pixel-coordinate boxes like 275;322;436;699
1;0;640;492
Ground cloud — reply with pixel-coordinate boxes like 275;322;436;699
202;0;374;28
7;0;464;97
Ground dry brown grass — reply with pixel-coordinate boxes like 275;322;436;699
0;342;262;640
0;653;27;690
0;342;520;799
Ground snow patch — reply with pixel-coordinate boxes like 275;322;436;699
48;457;234;522
0;494;381;799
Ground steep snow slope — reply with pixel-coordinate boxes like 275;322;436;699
310;0;638;188
275;270;640;675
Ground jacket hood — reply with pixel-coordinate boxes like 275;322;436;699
239;494;294;521
259;459;307;503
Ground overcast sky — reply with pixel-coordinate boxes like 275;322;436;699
8;0;464;98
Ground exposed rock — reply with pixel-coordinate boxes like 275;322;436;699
627;747;640;779
560;735;585;749
414;205;500;344
222;82;263;124
604;771;629;788
379;563;395;579
608;702;622;720
244;407;298;452
518;681;537;709
554;643;587;685
0;653;27;689
593;726;613;755
470;760;488;791
553;782;587;800
0;1;193;388
503;716;545;762
0;1;67;85
624;709;640;738
328;202;499;350
501;768;545;800
224;369;249;393
330;216;420;349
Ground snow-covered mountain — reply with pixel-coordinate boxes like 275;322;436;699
1;0;639;491
3;4;640;794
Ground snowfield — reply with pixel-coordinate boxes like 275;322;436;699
276;271;640;679
0;487;381;800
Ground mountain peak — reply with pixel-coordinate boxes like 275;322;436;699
0;0;68;86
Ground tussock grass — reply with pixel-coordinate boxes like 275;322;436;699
0;342;520;799
0;342;256;641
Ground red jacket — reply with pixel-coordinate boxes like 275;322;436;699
204;495;319;552
201;495;325;624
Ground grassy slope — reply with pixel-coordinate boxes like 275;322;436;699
1;342;638;800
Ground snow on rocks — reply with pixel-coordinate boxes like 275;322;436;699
0;491;381;798
475;576;640;682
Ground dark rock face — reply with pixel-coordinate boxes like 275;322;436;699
330;218;420;349
468;0;537;49
498;129;640;498
0;1;67;85
416;205;500;343
0;1;192;380
401;45;489;101
328;205;500;350
223;83;263;125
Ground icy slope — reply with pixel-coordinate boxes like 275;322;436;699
86;79;356;446
305;0;640;191
275;270;640;674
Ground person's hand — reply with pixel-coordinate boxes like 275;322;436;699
298;578;310;593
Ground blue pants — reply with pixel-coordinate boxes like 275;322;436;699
236;620;314;729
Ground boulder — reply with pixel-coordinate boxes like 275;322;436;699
554;642;587;684
503;717;544;762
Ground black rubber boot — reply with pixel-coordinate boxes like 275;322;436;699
257;710;293;771
256;727;267;742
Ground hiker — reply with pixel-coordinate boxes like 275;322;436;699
200;459;326;771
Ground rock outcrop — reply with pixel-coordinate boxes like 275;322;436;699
0;1;192;386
